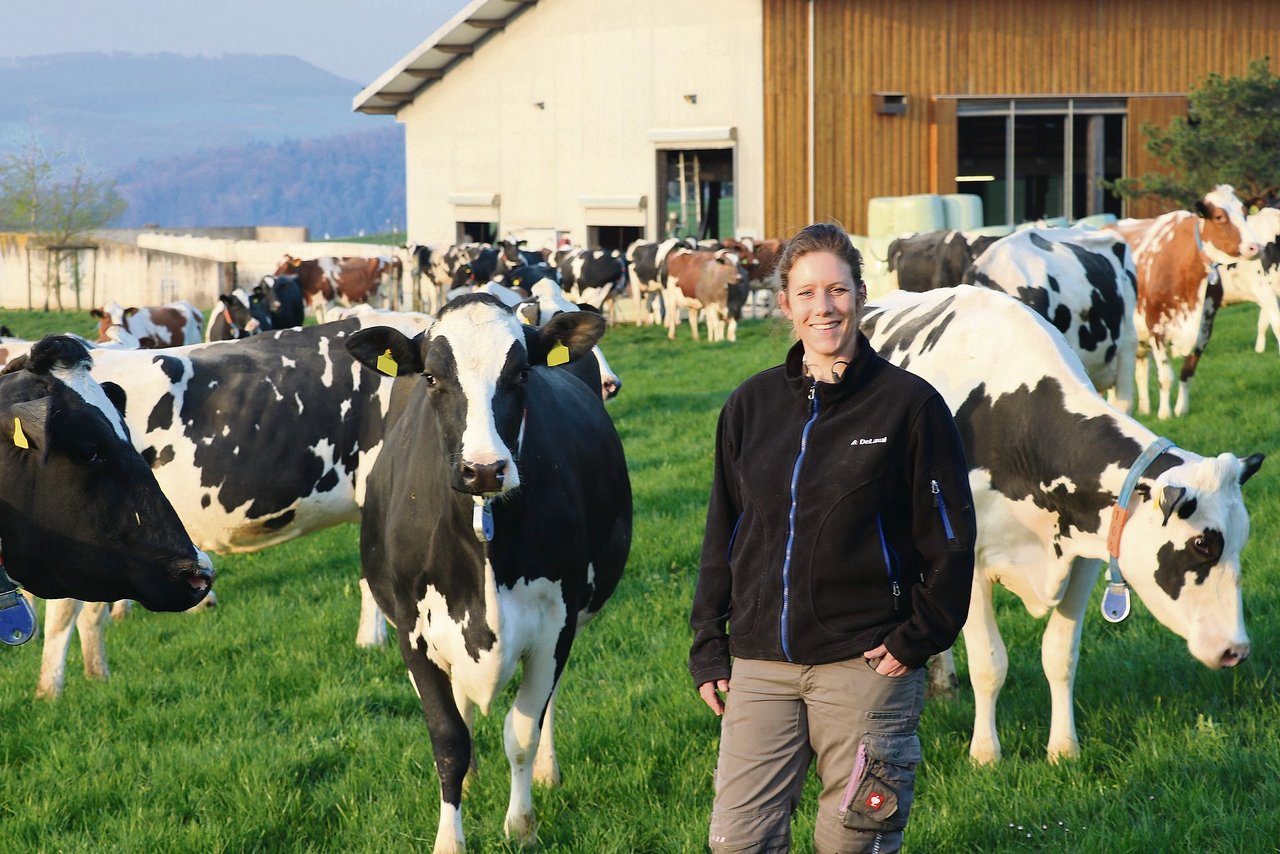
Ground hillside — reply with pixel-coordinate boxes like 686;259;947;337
113;128;405;237
0;52;404;235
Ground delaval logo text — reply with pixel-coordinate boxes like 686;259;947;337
851;436;888;446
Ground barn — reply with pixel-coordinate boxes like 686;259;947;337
355;0;1280;248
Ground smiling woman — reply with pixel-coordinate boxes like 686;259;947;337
689;222;977;853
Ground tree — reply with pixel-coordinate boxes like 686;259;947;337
0;136;127;309
1106;57;1280;208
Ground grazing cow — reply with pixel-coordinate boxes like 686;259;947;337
274;256;398;321
554;247;627;314
1219;207;1280;353
861;286;1263;764
886;229;1001;292
0;335;214;614
33;315;432;698
625;238;686;326
662;248;748;341
91;301;204;349
965;227;1138;412
1108;185;1261;418
205;287;273;342
345;295;631;853
260;274;306;330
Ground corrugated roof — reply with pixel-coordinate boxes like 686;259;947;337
353;0;538;115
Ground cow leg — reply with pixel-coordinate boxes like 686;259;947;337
963;573;1007;764
77;601;111;682
1134;346;1152;415
355;578;388;647
532;683;561;787
664;287;680;340
1042;557;1101;763
727;313;738;343
400;633;471;854
35;598;83;700
687;302;701;341
1174;351;1198;418
503;644;562;847
110;600;132;620
925;649;960;700
1110;334;1137;415
1151;344;1174;419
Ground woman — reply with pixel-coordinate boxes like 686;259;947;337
689;223;976;853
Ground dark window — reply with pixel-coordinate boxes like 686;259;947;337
457;221;497;244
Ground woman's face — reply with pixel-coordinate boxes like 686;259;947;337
778;251;864;365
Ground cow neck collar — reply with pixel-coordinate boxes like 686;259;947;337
221;307;240;338
1102;436;1176;623
469;408;528;544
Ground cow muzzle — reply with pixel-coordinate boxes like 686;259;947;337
1218;642;1250;669
458;460;507;495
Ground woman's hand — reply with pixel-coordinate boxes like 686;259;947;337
698;679;731;715
863;644;913;677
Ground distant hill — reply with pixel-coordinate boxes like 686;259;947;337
114;128;405;238
0;52;404;235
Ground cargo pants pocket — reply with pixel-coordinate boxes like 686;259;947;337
839;731;922;833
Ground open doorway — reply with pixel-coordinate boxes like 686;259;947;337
657;148;735;241
588;225;644;252
456;221;498;244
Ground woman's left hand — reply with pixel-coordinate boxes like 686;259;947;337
863;644;913;677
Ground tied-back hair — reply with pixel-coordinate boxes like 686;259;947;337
777;222;865;293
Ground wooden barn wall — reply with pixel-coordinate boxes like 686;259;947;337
1126;96;1191;219
764;0;1280;235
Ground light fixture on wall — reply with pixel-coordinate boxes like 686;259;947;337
683;93;697;105
534;101;545;110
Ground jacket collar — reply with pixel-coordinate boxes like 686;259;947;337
783;332;881;404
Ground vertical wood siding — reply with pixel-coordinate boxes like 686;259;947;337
764;0;1280;234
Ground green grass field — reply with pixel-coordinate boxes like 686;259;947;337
1;304;1279;851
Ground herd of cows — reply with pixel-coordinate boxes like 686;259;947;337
1;184;1277;851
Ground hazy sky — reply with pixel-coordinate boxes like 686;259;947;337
2;0;470;85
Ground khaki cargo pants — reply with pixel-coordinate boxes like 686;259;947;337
707;657;927;854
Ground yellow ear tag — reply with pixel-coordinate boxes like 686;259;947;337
519;312;532;325
547;341;570;367
376;349;399;377
13;416;28;449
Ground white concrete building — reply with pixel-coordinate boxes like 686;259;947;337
355;0;764;251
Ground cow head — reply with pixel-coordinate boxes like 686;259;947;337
1196;185;1261;260
346;294;606;495
1120;452;1264;669
0;335;214;609
217;289;269;339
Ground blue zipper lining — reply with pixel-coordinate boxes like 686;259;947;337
726;512;744;564
781;384;819;662
932;479;957;542
877;513;901;607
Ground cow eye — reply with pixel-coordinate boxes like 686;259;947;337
79;445;104;464
424;373;437;387
518;369;530;384
1193;536;1210;555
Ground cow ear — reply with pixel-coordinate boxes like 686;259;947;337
123;307;140;319
5;396;51;452
515;300;540;326
525;311;606;365
90;308;104;319
1159;485;1187;526
219;294;236;307
100;381;127;417
1194;200;1210;218
1239;453;1265;485
346;327;424;377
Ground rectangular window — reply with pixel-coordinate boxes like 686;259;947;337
956;99;1126;226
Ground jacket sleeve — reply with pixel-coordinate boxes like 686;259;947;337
688;400;742;687
883;392;976;669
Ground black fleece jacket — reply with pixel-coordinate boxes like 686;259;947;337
688;334;976;685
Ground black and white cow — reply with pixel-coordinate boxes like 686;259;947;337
965;227;1138;412
886;229;1001;291
261;274;306;330
554;247;628;314
1220;207;1280;353
205;286;273;342
32;315;431;698
0;336;214;611
625;238;688;326
862;286;1262;764
345;294;631;853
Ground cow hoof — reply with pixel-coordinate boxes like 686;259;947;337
34;682;63;702
533;757;561;788
1047;741;1081;763
504;812;538;847
969;745;1001;766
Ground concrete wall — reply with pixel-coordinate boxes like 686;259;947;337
396;0;765;248
0;234;409;314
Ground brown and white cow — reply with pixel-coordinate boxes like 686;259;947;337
662;248;749;342
90;301;204;349
1107;185;1260;419
274;255;399;322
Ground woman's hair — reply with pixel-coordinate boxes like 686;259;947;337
777;222;864;292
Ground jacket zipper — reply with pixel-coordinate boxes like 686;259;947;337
931;479;958;545
780;379;819;662
726;512;744;563
876;513;901;610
